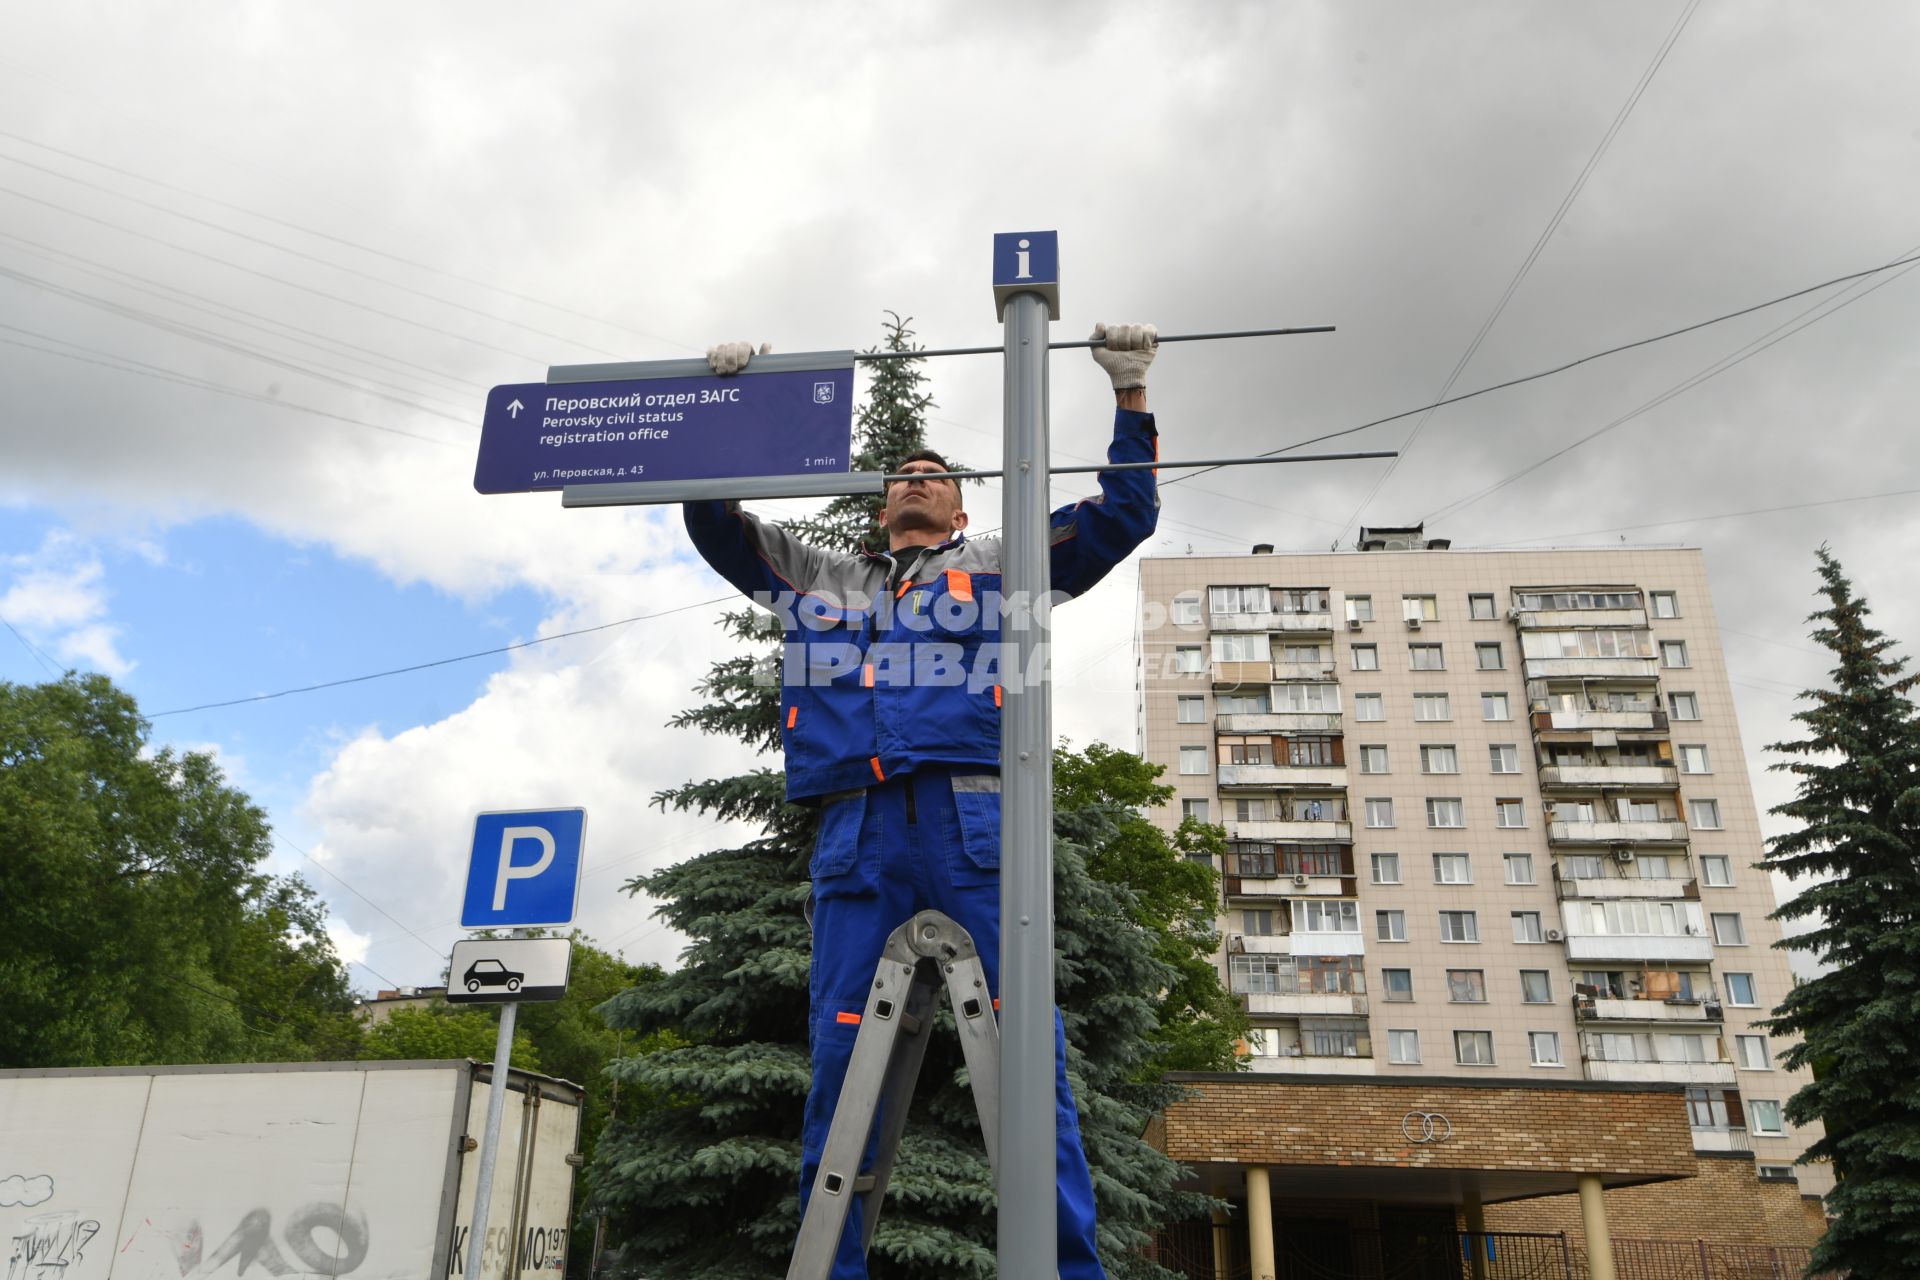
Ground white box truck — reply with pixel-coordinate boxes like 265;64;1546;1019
0;1059;582;1279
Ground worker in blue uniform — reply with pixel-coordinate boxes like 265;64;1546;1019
684;325;1160;1280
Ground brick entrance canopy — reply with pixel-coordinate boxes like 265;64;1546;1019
1155;1072;1697;1203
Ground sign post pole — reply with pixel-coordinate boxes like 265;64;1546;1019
465;929;525;1280
995;234;1059;1280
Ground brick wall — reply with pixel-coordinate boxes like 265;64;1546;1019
1482;1154;1827;1249
1161;1073;1695;1179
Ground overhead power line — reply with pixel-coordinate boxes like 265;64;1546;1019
1477;485;1920;546
150;594;735;717
1161;247;1920;492
1338;0;1699;541
1;614;63;677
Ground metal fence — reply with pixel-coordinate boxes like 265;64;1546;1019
1573;1238;1829;1280
1148;1225;1575;1280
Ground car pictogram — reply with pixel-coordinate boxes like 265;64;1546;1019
463;958;524;993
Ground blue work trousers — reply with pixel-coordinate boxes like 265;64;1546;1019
800;767;1106;1280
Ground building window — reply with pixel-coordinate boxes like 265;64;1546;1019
1351;644;1380;671
1454;1030;1495;1066
1376;910;1407;942
1178;747;1207;775
1365;798;1395;828
1410;644;1445;671
1737;1035;1772;1070
1277;589;1329;615
1403;594;1439;622
1679;744;1711;774
1481;692;1511;721
1439;910;1479;943
1387;1029;1421;1064
1432;852;1472;884
1371;852;1401;884
1511;911;1544;943
1210;585;1271;616
1212;633;1271;662
1354;692;1384;722
1701;855;1733;887
1426;797;1464;828
1181;798;1210;823
1420;745;1459;774
1651;591;1679;619
1725;973;1757;1006
1446;969;1487;1002
1413;692;1451;722
1173;646;1205;673
1520;970;1552;1003
1504;852;1535;885
1382;969;1413;1001
1233;798;1268;823
1661;640;1689;668
1242;909;1277;936
1475;641;1504;670
1489;743;1520;774
1494;799;1526;828
1690;799;1723;830
1749;1100;1785;1136
1175;695;1206;724
1529;1032;1562;1066
1294;900;1360;933
1273;682;1342;712
1347;594;1374;622
1711;913;1747;945
1468;593;1497;620
1669;691;1700;720
1355;745;1387;774
1171;594;1202;625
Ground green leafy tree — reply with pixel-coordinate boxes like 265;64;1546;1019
0;674;360;1067
359;1005;542;1069
1759;547;1920;1275
590;317;1208;1279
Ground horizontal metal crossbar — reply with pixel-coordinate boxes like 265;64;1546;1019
856;324;1335;361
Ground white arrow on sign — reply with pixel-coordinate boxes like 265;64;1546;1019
507;398;525;418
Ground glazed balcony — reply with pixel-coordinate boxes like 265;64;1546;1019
1555;874;1698;902
1538;764;1679;790
1524;657;1660;680
1548;819;1689;846
1574;994;1724;1023
1532;707;1669;734
1217;763;1346;788
1243;991;1369;1017
1512;607;1648;630
1226;819;1353;843
1216;711;1343;735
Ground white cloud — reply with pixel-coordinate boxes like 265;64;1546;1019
0;537;134;677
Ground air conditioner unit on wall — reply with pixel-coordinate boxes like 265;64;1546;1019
1613;847;1636;863
1292;874;1309;887
1346;617;1362;631
1546;928;1565;943
1405;616;1422;630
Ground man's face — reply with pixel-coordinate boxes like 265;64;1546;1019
878;460;967;544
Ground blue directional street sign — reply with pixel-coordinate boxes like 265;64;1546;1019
991;229;1060;319
459;808;586;929
475;352;855;495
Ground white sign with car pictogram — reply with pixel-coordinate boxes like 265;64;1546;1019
445;937;573;1005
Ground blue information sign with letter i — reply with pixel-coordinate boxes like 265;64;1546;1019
992;230;1060;319
460;808;586;928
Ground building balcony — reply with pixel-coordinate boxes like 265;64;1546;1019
1548;819;1689;845
1271;660;1336;681
1563;933;1714;964
1227;873;1350;900
1208;611;1334;634
1691;1126;1753;1154
1227;819;1352;843
1555;875;1698;902
1287;931;1366;958
1512;607;1648;630
1582;1059;1737;1086
1216;711;1343;735
1539;765;1679;790
1574;995;1724;1023
1211;660;1271;688
1242;992;1369;1018
1523;657;1660;680
1245;1052;1376;1076
1228;933;1292;955
1217;763;1347;788
1533;707;1668;734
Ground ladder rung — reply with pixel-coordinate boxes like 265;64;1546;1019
852;1175;875;1194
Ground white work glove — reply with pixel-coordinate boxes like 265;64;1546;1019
707;340;771;375
1090;322;1157;390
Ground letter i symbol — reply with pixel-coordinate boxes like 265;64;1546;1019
1015;238;1031;280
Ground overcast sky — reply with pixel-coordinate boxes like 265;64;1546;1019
2;2;1914;993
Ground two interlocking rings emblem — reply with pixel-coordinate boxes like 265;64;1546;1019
1401;1111;1453;1144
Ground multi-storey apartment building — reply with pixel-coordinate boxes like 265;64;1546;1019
1134;531;1829;1261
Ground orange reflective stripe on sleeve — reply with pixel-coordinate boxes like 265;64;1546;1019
862;664;874;688
786;706;798;729
945;569;973;602
835;1011;862;1025
992;685;1003;708
870;756;886;782
896;579;914;598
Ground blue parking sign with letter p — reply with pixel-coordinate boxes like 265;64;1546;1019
460;808;586;928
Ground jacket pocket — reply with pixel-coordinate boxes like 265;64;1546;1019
810;790;871;896
948;782;1001;887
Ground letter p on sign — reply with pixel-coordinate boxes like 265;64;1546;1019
460;808;586;929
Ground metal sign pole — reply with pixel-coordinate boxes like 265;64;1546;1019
464;929;527;1280
998;283;1055;1280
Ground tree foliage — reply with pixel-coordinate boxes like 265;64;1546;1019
0;674;360;1067
589;316;1225;1279
1758;548;1920;1275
